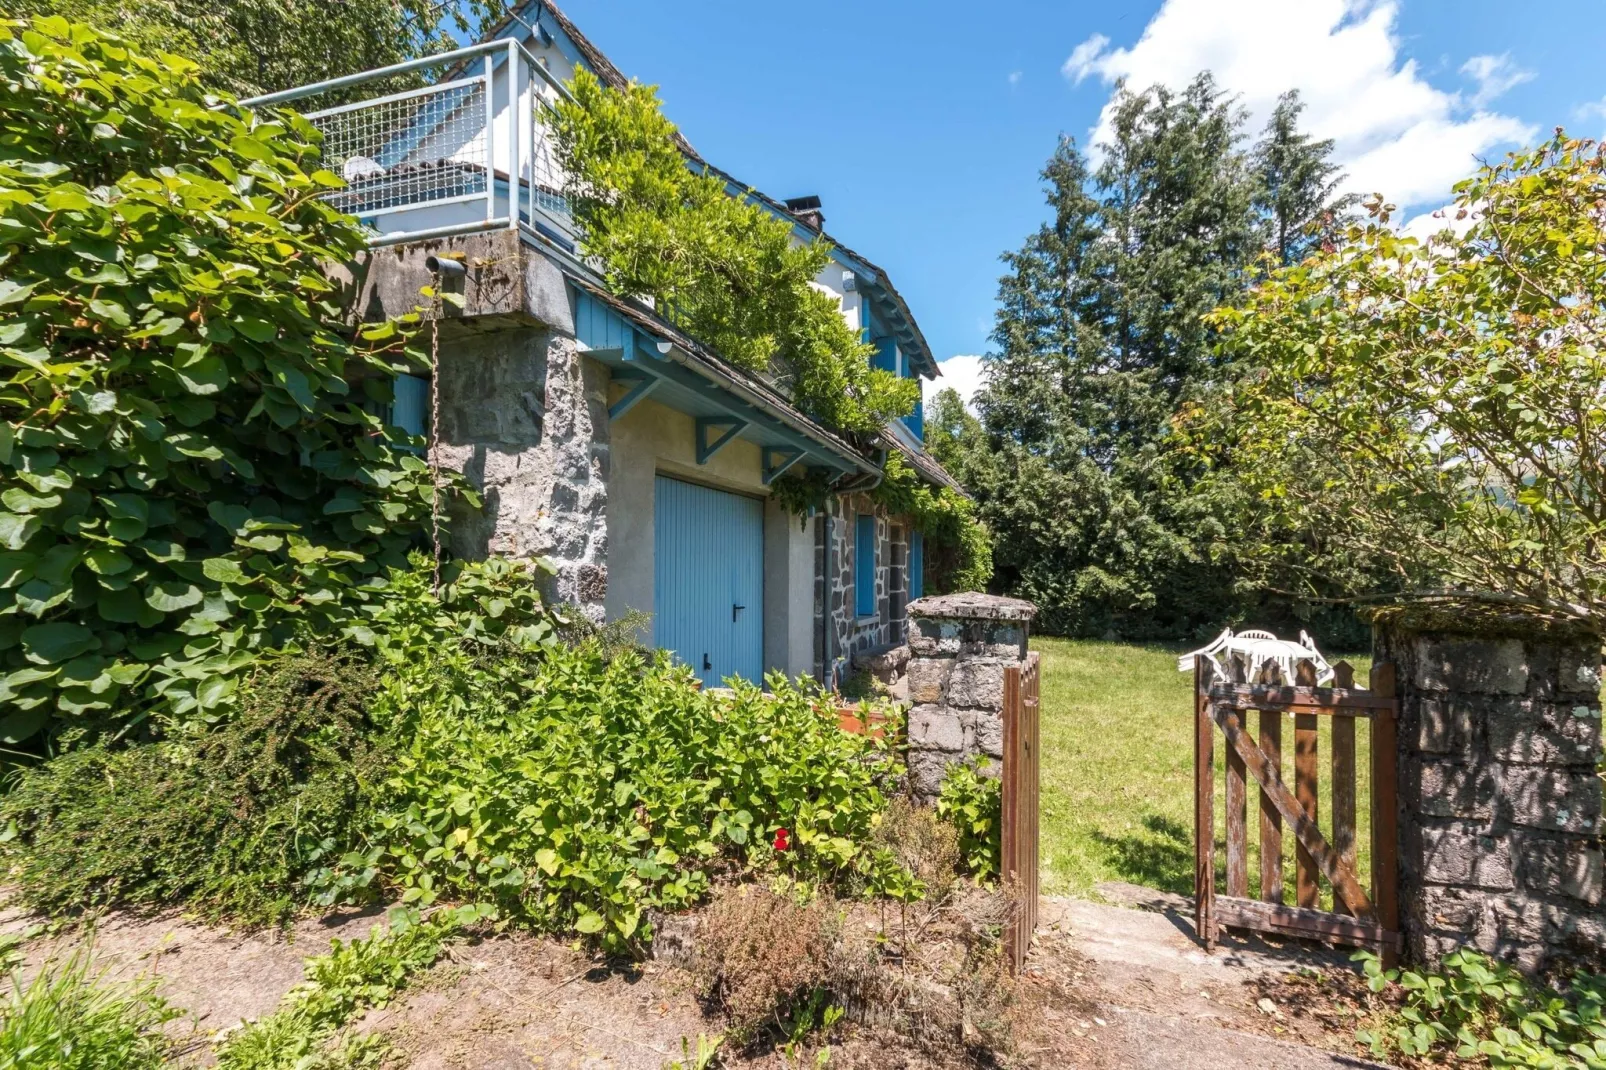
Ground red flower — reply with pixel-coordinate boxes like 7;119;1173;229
772;828;791;852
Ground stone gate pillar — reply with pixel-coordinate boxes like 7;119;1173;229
1375;611;1604;972
904;593;1037;802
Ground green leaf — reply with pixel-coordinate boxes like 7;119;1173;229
20;622;98;664
176;355;229;395
145;581;204;612
574;912;605;934
84;548;132;575
201;557;247;583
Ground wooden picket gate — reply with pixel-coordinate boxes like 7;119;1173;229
1002;652;1042;973
1194;656;1401;964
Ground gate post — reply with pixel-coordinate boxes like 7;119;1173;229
1374;607;1604;973
904;593;1038;802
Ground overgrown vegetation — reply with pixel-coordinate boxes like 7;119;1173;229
1198;134;1606;633
870;452;993;595
934;761;1001;882
0;17;473;745
214;906;474;1069
1;649;391;924
1355;949;1606;1068
338;642;910;952
553;70;917;436
0;942;178;1069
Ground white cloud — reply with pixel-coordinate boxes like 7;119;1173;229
1061;33;1110;85
1460;53;1533;108
1008;70;1023;87
1062;0;1537;210
926;355;988;415
1576;96;1606;139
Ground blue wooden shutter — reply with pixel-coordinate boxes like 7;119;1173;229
855;513;876;617
392;374;430;438
909;531;924;600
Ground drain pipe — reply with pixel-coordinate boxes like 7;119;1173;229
424;253;467;278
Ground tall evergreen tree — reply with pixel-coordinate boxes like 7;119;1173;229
952;73;1355;639
1254;90;1358;265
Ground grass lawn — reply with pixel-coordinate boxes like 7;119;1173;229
1034;637;1374;904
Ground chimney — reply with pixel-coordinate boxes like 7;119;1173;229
784;195;825;231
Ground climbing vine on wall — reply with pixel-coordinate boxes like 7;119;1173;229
551;71;918;435
871;452;992;594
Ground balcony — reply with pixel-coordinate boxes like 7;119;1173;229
243;39;575;251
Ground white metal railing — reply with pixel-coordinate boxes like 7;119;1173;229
243;39;575;249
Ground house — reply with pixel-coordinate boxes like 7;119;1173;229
245;1;962;688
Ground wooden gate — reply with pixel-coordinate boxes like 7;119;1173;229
1193;656;1400;965
1002;651;1041;973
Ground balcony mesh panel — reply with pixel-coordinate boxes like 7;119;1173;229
313;79;488;217
530;105;570;221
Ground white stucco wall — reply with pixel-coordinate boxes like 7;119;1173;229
604;393;815;680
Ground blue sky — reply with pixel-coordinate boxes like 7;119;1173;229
554;0;1604;401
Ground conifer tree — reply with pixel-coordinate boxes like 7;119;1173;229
1254;90;1359;265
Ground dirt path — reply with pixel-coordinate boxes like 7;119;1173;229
2;889;1391;1069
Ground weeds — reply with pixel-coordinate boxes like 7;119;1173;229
935;761;1001;881
214;904;481;1069
1355;948;1606;1067
0;945;179;1070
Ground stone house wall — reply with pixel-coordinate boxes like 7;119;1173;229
432;326;611;623
1375;621;1604;973
813;492;913;684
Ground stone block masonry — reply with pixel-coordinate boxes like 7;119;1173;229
1375;620;1604;974
904;593;1037;801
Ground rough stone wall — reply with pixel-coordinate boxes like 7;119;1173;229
433;328;611;623
904;594;1036;802
1376;625;1605;973
813;494;913;684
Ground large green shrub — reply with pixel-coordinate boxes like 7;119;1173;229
0;17;459;743
335;642;909;952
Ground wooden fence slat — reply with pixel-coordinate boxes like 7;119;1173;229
1213;704;1375;917
1295;713;1320;908
1226;732;1249;899
1003;662;1022;973
1194;656;1216;949
1331;714;1357;916
1258;708;1283;904
1369;662;1400;968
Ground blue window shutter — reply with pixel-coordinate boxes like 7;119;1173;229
391;374;430;438
902;395;924;440
909;531;924;600
855;514;876;617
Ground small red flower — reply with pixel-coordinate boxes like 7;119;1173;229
772;827;791;852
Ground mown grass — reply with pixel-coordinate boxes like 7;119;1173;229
1034;637;1375;905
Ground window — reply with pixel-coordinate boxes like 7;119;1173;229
909;531;924;600
855;513;876;617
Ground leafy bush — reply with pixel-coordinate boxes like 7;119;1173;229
337;642;909;951
0;17;464;743
1356;949;1606;1068
215;905;477;1070
935;762;1002;881
0;648;392;923
0;944;178;1069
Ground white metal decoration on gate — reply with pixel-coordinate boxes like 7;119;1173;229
1178;628;1335;685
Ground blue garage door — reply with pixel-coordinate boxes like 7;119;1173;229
654;475;764;686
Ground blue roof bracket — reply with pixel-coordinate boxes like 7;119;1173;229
608;370;660;421
696;417;747;464
762;447;805;485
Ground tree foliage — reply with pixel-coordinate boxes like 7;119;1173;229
12;0;507;98
1196;134;1606;632
940;75;1361;638
0;18;480;743
552;70;918;435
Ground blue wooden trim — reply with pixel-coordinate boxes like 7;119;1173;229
761;447;805;485
696;417;747;464
608;375;659;421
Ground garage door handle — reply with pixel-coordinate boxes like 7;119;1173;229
732;603;745;622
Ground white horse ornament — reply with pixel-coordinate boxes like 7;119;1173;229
1177;628;1334;686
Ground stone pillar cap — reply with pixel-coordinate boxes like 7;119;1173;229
908;592;1037;622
